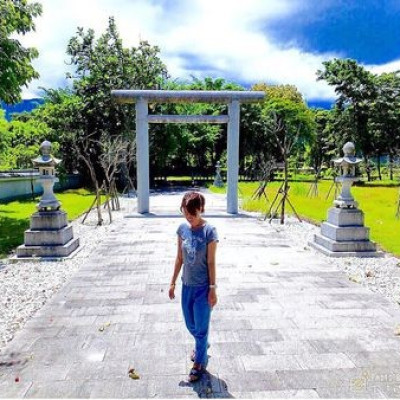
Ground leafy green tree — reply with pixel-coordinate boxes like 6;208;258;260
252;83;304;104
29;88;84;174
65;17;167;180
368;72;400;180
305;109;336;175
262;95;315;223
317;59;377;179
0;110;53;169
0;0;42;103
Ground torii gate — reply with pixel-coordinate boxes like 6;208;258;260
111;90;265;214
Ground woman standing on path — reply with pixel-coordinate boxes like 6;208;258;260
169;191;218;382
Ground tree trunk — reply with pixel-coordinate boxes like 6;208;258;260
364;155;371;182
377;154;382;181
389;152;394;181
280;150;288;225
96;184;103;225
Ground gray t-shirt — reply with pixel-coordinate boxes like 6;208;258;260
177;222;218;286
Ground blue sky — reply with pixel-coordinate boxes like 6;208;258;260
18;0;400;103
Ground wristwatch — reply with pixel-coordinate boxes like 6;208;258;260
209;284;217;289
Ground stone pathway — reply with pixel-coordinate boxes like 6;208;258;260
1;190;400;398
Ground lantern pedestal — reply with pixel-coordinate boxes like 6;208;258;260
15;210;79;260
310;207;381;257
12;140;80;261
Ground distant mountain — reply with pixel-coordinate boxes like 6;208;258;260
307;99;334;110
0;97;335;122
1;98;44;121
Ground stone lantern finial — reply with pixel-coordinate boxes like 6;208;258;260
40;140;52;155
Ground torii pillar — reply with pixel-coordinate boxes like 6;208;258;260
111;90;265;214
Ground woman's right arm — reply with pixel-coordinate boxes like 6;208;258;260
169;236;183;300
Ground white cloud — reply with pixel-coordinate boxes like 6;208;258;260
366;59;400;75
18;0;393;101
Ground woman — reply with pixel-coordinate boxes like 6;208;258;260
169;191;218;382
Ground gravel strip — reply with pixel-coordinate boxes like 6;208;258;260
267;216;400;305
1;196;399;353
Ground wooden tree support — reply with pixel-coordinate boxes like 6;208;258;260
251;181;269;202
307;179;319;198
396;188;400;219
264;182;302;223
122;176;137;198
325;179;341;200
82;182;105;225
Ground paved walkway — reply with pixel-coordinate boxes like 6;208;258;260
1;190;400;398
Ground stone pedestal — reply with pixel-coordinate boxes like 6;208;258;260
310;207;382;257
15;210;79;260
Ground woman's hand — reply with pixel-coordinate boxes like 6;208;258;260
208;288;217;307
168;284;176;300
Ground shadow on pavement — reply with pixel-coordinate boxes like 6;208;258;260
179;371;234;398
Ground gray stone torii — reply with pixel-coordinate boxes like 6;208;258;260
111;90;265;214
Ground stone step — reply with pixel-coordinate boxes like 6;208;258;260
30;210;68;231
24;225;73;246
314;233;376;253
16;238;79;258
321;222;369;241
327;207;364;227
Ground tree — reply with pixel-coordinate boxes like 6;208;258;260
252;83;304;104
0;0;42;104
66;17;167;183
0;112;53;170
305;109;336;175
317;59;377;179
263;97;314;224
368;72;400;180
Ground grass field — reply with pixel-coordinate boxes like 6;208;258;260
209;180;400;257
0;189;99;259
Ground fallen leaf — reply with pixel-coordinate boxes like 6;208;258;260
349;274;361;284
270;261;279;265
394;325;400;336
128;368;140;380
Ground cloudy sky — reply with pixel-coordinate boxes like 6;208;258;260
18;0;400;103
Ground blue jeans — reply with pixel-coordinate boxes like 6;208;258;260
181;284;211;365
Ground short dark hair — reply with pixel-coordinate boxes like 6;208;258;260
180;191;205;216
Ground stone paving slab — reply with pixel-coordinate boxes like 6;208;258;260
2;190;400;398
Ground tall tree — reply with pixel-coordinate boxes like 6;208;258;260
305;109;336;175
0;0;42;104
65;17;166;179
368;72;400;180
317;59;377;179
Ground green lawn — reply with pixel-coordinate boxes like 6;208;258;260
0;189;99;258
209;181;400;257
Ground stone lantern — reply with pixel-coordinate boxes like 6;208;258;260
333;142;362;209
14;140;79;260
310;142;381;257
213;161;224;188
32;140;61;210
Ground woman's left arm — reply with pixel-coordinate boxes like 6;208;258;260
207;240;218;307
